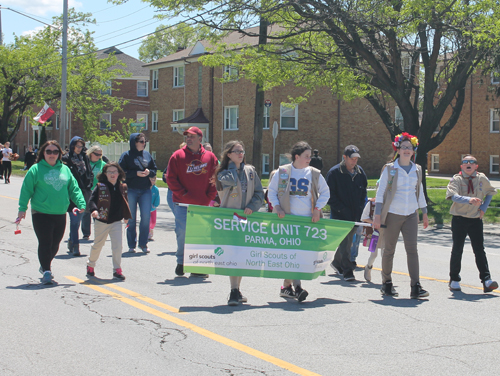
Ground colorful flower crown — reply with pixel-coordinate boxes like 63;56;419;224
392;132;418;152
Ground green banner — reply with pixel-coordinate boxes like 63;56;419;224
184;205;355;280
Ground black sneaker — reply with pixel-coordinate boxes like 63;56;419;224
295;286;309;302
113;268;126;280
330;262;343;275
82;235;90;240
228;289;239;306
410;282;429;299
280;285;295;298
483;279;499;293
381;281;398;297
344;272;356;281
190;273;209;278
72;246;81;257
175;264;184;276
238;290;247;303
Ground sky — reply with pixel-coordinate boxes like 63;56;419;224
1;0;176;60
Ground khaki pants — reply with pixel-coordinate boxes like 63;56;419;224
87;220;123;270
381;211;420;286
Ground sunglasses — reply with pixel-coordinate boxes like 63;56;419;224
93;152;102;157
231;150;245;155
136;140;146;144
45;149;60;155
462;160;477;165
74;145;84;149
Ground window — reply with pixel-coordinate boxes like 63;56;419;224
173;66;185;87
279;154;291;166
395;107;404;130
152;70;159;90
492;70;500;85
431;154;439;172
223;65;238;81
262;154;270;175
172;109;184;132
490;109;499;133
137;114;148;131
24;116;27;131
402;55;412;79
263;106;270;129
224;106;239;130
151;151;157;160
280;104;298;130
55;113;60;130
137;81;148;97
101;80;112;96
491;155;499;174
152;111;158;132
100;113;111;130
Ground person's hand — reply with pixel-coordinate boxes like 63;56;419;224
479;210;485;219
312;209;321;223
91;210;99;219
422;213;429;229
16;211;26;223
137;170;148;177
244;208;253;215
469;197;482;206
275;205;286;219
144;168;150;176
373;215;381;230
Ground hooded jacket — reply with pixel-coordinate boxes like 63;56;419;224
118;133;157;190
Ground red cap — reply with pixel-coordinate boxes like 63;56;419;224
183;126;202;137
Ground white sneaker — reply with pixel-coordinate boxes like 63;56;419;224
449;280;461;291
364;265;372;282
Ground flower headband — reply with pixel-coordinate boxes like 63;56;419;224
392;132;418;152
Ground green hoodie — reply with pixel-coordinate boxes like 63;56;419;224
90;159;106;190
19;159;86;214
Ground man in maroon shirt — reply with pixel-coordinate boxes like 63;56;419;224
166;127;218;277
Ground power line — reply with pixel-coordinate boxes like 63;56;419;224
0;7;59;30
96;5;150;24
94;18;162;42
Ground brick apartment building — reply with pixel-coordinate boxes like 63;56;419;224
427;72;500;177
144;28;396;178
13;47;151;158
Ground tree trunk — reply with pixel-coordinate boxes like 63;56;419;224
415;148;431;204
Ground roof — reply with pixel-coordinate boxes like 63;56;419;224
97;47;149;78
172;108;210;124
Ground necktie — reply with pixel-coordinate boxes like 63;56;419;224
468;176;474;194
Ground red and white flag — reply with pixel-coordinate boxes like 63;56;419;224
33;102;55;124
233;212;247;223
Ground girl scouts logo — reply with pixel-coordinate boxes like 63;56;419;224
186;160;208;175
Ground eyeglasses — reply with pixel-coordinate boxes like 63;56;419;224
106;170;119;175
462;160;477;165
399;146;413;150
231;150;245;155
74;145;83;149
93;152;102;157
45;149;60;155
136;140;146;144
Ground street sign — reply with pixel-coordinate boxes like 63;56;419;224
272;121;278;139
264;99;272;107
131;122;146;128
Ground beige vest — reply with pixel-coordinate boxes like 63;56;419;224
218;165;257;210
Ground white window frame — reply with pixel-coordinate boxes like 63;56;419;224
137;114;148;131
151;151;157;160
491;70;500;85
137;81;148;97
224;106;239;130
152;70;159;90
262;154;270;175
55;113;60;130
490;155;499;174
223;65;239;82
100;113;111;130
263;106;270;129
490;109;499;133
402;55;412;80
172;109;185;132
151;111;158;132
173;66;185;88
280;104;298;130
101;80;112;96
431;154;439;172
24;116;27;131
395;107;404;130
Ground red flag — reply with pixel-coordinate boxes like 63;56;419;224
33;103;55;124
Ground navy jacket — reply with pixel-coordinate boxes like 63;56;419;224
118;133;157;190
326;162;367;222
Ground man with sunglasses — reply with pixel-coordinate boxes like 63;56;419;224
446;155;498;293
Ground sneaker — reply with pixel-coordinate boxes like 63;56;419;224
113;268;126;280
330;262;343;275
128;248;136;253
39;267;54;279
344;272;356;281
82;235;90;240
364;265;373;282
228;289;239;306
190;273;209;278
148;230;154;241
175;264;184;276
280;285;295;298
410;282;429;299
238;290;247;303
483;279;499;293
140;245;150;254
86;266;95;277
449;280;461;291
295;286;309;302
41;271;53;285
72;246;81;257
381;281;398;297
67;240;73;252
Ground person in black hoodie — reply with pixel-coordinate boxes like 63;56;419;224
24;145;37;171
118;133;157;253
62;136;94;256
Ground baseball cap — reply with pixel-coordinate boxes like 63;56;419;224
344;145;361;158
183;126;203;137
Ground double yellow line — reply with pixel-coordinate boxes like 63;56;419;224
65;276;321;376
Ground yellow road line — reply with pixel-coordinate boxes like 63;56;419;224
65;276;321;376
0;195;18;201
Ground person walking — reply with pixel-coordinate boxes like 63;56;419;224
326;145;367;281
166;127;218;277
216;140;264;305
24;145;37;171
119;133;157;254
446;155;498;293
62;136;94;256
373;133;429;299
2;141;13;183
17;140;86;284
268;141;330;302
309;149;323;173
86;162;131;280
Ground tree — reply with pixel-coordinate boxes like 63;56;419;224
0;9;130;144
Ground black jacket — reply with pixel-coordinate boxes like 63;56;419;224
326;161;367;222
118;133;157;190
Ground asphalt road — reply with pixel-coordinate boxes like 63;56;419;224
1;175;500;376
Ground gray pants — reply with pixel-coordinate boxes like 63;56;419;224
381;211;420;286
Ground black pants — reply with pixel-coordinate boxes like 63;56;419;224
32;212;66;272
2;161;11;179
450;215;491;283
333;227;356;276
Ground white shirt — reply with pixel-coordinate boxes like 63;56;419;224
361;200;374;222
2;148;12;162
375;160;426;216
268;164;330;217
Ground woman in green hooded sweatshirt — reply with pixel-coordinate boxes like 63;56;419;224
17;140;86;285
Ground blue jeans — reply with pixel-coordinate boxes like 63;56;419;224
351;226;363;262
68;211;83;246
127;188;152;249
167;189;174;212
81;211;91;237
173;204;187;265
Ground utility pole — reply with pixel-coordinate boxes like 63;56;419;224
59;0;68;147
0;4;3;46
